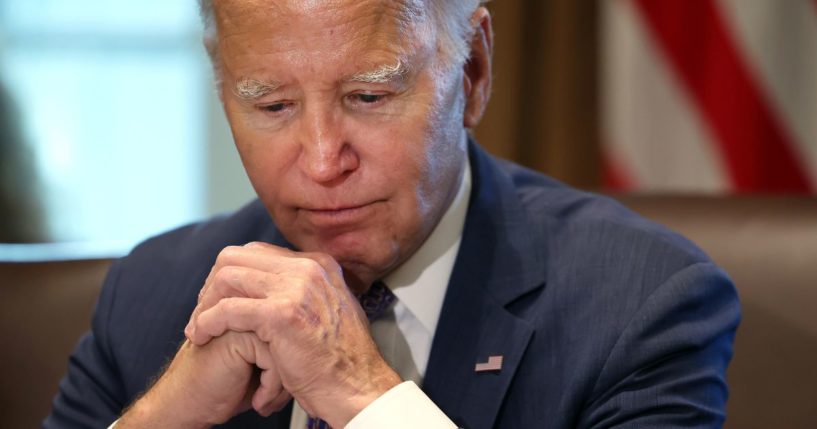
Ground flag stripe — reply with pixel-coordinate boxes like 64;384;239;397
717;0;817;186
634;0;813;192
602;0;729;193
602;150;635;191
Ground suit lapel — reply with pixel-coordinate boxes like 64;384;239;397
424;143;547;429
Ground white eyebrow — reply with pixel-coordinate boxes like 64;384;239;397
233;78;282;100
348;60;408;84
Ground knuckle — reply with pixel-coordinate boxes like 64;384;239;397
212;265;242;289
296;259;326;282
311;252;342;278
254;272;271;294
273;296;310;328
298;257;322;273
294;276;309;291
216;245;243;266
219;297;240;315
276;298;297;322
311;252;333;267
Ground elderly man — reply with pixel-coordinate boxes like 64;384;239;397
46;0;739;428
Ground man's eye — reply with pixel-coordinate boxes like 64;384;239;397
351;93;385;104
260;103;287;113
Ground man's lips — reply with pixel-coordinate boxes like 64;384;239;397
298;201;381;228
305;203;368;212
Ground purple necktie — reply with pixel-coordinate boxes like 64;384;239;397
306;281;395;428
357;281;397;322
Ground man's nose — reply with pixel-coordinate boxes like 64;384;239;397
297;105;359;184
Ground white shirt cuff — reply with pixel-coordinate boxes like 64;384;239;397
345;381;456;429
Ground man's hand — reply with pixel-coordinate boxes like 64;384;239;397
117;331;288;428
184;242;401;428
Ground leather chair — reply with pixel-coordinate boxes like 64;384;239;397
1;195;815;428
0;258;112;429
616;195;817;429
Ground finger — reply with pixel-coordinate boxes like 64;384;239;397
252;368;290;416
299;252;367;323
184;265;219;339
285;254;348;317
236;242;300;270
190;297;267;345
198;266;273;317
256;389;293;417
192;293;319;346
184;244;258;337
209;244;296;290
240;244;342;290
184;265;244;339
246;244;345;292
298;251;341;275
206;256;335;315
196;248;323;315
189;250;342;343
188;266;300;341
243;241;293;254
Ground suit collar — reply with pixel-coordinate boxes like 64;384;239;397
455;141;548;304
386;155;472;337
423;142;547;429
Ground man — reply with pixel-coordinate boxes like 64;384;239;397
45;0;740;428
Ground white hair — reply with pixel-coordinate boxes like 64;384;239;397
196;0;485;69
349;60;408;84
427;0;486;67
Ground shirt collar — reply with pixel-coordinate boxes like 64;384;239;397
384;154;472;334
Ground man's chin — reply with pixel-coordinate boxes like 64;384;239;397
330;246;398;293
338;260;381;294
287;231;398;292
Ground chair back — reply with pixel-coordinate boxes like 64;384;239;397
618;195;817;429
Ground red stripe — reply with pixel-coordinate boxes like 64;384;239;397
634;0;812;193
602;150;636;191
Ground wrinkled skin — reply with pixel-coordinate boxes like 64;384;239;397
117;0;493;427
217;0;469;291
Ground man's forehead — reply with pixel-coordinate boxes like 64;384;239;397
214;0;433;59
214;0;433;85
213;0;428;28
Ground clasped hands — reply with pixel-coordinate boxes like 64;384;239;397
119;242;400;429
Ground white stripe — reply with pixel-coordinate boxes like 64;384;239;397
718;0;817;187
601;0;729;192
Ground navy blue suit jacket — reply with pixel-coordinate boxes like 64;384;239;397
46;143;740;428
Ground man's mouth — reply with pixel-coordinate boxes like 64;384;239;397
299;201;381;228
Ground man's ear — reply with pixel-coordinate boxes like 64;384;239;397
462;7;493;129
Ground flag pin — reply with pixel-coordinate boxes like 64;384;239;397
475;355;504;372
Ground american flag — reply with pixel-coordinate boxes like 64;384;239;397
602;0;817;193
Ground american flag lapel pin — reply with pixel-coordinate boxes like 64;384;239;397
475;355;504;372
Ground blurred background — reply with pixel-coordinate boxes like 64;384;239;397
2;2;817;428
1;0;815;258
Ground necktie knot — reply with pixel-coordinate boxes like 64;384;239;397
356;281;396;321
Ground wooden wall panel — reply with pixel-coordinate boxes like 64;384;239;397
474;0;601;189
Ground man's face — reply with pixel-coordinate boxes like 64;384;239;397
213;0;469;290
